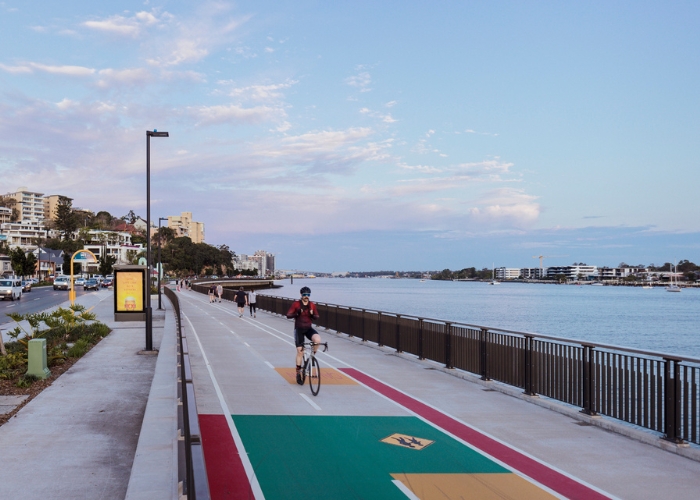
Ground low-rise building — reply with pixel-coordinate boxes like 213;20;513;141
495;267;521;280
520;267;547;279
0;220;52;249
547;265;598;280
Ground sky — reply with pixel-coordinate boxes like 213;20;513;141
0;1;698;272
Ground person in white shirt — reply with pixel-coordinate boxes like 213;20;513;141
249;289;257;318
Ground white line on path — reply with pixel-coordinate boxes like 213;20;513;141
264;361;275;369
392;480;421;500
299;393;322;411
182;312;265;500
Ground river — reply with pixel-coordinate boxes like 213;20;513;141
266;278;700;359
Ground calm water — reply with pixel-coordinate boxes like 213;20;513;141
267;278;700;359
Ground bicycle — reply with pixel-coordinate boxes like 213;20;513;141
298;342;328;396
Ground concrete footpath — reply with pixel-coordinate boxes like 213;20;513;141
0;291;171;499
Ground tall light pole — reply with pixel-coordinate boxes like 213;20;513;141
146;130;169;351
157;217;168;310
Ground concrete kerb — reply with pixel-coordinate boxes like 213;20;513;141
318;324;700;463
125;298;179;500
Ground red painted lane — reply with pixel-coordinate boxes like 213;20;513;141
340;367;610;500
199;414;254;500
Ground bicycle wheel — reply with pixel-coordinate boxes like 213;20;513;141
309;356;321;396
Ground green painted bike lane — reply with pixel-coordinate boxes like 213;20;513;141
233;415;511;499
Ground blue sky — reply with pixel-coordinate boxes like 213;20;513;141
0;1;698;272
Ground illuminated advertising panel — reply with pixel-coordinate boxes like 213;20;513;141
115;270;145;313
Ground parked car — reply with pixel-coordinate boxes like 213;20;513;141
101;278;113;288
21;280;32;292
84;278;100;291
53;276;71;290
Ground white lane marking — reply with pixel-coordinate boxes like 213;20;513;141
299;393;321;411
34;298;40;301
392;480;420;500
183;312;265;500
187;296;613;500
264;361;274;369
243;342;250;347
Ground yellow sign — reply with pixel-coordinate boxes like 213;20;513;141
116;271;144;312
381;433;434;450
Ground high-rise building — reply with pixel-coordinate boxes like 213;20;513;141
43;194;69;222
4;188;45;222
167;211;205;243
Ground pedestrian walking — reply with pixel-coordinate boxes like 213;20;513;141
234;287;248;317
208;284;216;303
216;283;223;303
249;289;257;318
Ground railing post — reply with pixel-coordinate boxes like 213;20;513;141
523;335;535;396
445;322;453;369
377;312;383;346
418;318;425;360
663;358;684;443
479;328;490;380
361;309;366;342
580;344;597;416
335;305;339;333
396;315;402;353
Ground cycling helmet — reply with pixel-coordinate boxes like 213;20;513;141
300;286;311;295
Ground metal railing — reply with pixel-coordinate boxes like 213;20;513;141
256;294;700;445
164;286;211;499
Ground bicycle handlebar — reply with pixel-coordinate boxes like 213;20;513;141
304;342;328;352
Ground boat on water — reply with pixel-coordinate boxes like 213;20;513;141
489;264;500;285
590;282;604;286
666;262;681;292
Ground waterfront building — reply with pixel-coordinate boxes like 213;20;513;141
495;267;521;280
234;250;275;276
546;265;598;280
4;188;45;222
167;211;205;243
520;267;547;279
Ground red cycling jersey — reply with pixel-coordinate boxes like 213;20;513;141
286;300;319;330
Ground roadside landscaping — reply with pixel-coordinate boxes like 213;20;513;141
0;304;110;426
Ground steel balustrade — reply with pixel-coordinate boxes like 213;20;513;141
251;293;700;445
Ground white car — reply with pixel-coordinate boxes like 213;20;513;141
75;277;86;286
53;276;72;290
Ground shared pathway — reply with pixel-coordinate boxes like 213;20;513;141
178;290;700;500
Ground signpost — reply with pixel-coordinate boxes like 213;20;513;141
70;249;98;305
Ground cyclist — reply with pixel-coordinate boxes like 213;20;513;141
286;286;320;384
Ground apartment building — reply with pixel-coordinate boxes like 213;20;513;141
234;250;275;276
520;267;547;279
4;188;45;222
81;229;144;266
546;265;598;280
0;206;12;224
495;267;521;280
43;194;65;222
167;212;205;243
0;220;52;249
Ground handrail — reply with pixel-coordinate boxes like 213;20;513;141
164;286;211;499
253;293;700;446
283;298;700;364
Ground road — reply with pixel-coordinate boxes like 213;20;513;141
0;285;111;341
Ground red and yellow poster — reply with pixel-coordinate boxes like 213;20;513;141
116;271;144;312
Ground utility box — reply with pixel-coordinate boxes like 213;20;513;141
27;338;51;380
113;265;147;322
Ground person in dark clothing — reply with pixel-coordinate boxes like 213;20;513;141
286;286;320;384
234;287;248;317
208;284;216;303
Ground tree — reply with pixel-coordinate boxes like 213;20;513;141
121;210;138;224
98;254;116;277
55;196;78;240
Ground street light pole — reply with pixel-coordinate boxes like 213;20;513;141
146;130;169;352
157;217;167;310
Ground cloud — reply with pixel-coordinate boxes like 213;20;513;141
345;71;371;92
82;10;163;37
187;103;283;126
0;62;96;77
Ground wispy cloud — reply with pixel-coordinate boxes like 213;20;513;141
82;10;165;37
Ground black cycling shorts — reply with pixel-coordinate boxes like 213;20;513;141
295;328;319;348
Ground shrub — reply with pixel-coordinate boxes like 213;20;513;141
15;374;39;388
66;338;90;358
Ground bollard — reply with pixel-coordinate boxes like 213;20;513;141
27;338;51;379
